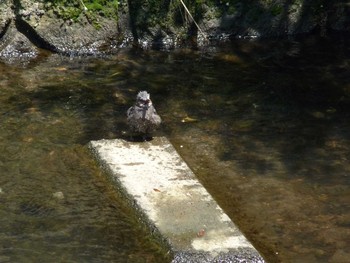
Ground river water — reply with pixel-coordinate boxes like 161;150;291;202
0;33;349;262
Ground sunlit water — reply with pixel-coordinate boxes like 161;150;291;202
1;33;350;262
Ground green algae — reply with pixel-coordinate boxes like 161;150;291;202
43;0;118;24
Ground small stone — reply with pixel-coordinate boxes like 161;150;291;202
52;191;64;199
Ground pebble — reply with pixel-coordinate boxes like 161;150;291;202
52;191;64;200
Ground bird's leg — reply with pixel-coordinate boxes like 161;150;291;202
128;129;135;142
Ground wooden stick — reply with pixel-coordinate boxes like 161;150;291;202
178;0;206;39
79;0;88;11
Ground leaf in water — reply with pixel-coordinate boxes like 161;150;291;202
22;137;33;143
110;72;121;76
26;107;38;113
218;54;242;64
181;116;198;123
55;67;67;71
311;111;325;119
114;92;127;104
326;108;336;113
234;120;254;131
203;76;215;80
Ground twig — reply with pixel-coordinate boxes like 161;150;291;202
79;0;88;11
178;0;206;39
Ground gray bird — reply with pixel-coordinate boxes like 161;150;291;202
127;91;161;140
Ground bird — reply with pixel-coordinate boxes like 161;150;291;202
126;91;161;140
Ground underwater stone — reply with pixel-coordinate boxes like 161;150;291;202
52;191;64;200
89;137;265;262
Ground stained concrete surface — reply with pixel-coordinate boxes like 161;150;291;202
89;137;265;262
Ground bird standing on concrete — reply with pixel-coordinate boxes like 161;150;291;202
127;91;161;140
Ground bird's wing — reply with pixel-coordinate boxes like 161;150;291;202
127;106;134;118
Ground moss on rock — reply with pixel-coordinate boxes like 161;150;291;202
42;0;118;26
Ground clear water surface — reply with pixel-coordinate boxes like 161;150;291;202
0;33;349;262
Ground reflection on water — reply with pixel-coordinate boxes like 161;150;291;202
1;33;350;262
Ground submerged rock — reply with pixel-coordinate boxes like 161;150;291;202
52;191;64;200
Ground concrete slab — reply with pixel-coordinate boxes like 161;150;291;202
89;137;265;263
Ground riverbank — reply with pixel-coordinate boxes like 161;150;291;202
1;0;349;63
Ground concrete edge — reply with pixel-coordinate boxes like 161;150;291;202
88;139;266;263
88;142;175;257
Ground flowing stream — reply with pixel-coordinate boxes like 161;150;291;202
0;33;349;262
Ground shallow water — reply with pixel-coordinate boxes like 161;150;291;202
1;33;350;262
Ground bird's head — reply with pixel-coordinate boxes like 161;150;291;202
136;91;152;108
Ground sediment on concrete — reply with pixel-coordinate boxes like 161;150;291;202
89;137;265;263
